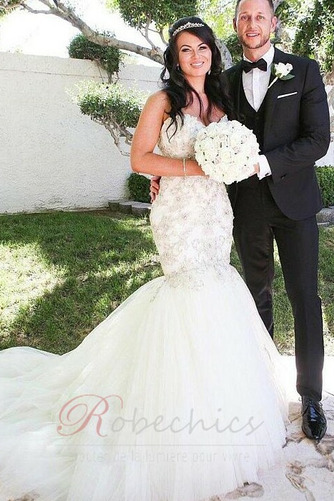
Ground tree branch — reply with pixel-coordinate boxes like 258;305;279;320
22;3;54;14
21;0;164;64
138;18;156;49
96;118;133;156
159;28;167;46
17;1;234;72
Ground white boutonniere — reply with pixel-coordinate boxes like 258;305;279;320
268;62;295;90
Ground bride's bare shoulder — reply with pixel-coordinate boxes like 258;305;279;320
144;91;171;120
147;90;170;105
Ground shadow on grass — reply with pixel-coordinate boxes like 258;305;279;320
1;213;333;356
0;211;162;354
232;228;334;353
230;242;295;353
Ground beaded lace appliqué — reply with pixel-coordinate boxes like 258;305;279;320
150;114;234;288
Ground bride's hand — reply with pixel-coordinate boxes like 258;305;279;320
150;176;161;202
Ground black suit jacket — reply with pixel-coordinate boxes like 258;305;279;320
222;48;330;220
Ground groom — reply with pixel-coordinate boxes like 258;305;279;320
223;0;330;440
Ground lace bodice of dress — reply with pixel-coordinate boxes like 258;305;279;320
150;114;234;287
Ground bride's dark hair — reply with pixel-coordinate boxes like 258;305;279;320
160;16;235;133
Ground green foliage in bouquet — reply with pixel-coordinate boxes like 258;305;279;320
317;166;334;208
128;173;151;203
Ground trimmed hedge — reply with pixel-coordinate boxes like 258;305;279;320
75;82;145;128
68;33;122;81
317;166;334;208
127;166;334;208
127;173;151;203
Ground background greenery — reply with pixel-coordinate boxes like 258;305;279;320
1;212;333;356
68;33;123;82
2;1;333;73
74;82;147;151
128;173;151;203
108;0;197;41
76;82;145;129
0;1;333;354
317;167;334;208
128;169;334;209
64;0;334;154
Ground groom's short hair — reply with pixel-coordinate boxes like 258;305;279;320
234;0;275;17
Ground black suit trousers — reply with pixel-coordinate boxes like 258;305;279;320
233;176;324;401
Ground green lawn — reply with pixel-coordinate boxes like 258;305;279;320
1;211;333;355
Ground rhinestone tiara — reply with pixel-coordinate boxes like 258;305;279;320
172;22;205;37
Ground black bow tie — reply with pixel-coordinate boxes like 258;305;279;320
241;58;267;73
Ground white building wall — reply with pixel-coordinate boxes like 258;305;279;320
318;85;334;166
0;52;332;214
0;52;160;214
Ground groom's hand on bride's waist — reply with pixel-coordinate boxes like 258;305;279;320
248;163;260;178
150;165;260;196
150;176;161;202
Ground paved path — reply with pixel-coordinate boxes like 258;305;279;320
219;356;334;500
110;200;334;225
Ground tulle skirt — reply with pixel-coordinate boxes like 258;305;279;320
0;266;287;500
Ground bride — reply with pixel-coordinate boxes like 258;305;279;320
0;16;287;501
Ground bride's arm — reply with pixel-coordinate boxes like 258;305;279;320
131;91;205;177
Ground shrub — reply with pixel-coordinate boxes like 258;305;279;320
224;33;243;64
75;82;145;129
127;173;151;203
73;82;147;153
317;166;334;207
68;33;122;81
116;0;197;32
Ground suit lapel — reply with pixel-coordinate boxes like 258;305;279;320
263;48;289;148
229;63;243;120
230;49;294;145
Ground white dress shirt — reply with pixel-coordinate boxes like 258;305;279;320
242;45;274;179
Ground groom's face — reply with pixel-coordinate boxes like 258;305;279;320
234;0;277;57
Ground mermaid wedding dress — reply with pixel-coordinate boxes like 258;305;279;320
0;114;287;501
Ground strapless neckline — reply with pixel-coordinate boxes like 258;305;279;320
163;113;227;128
158;113;228;160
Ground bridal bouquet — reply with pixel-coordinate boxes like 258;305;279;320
194;120;260;184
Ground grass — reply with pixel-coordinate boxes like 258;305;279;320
0;211;161;353
0;211;333;355
231;226;334;354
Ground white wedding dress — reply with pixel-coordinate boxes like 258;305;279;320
0;114;287;501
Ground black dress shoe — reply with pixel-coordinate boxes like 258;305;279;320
301;396;327;441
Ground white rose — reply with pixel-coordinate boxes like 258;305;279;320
194;119;260;184
274;62;293;78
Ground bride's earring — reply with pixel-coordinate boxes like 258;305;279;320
176;64;180;71
207;68;211;75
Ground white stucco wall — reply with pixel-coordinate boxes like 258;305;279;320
0;52;332;214
0;52;160;214
318;85;334;166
